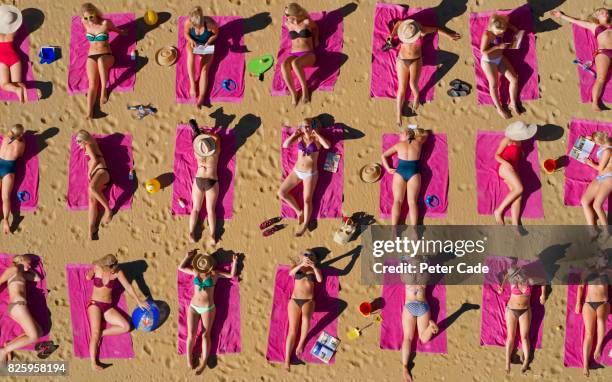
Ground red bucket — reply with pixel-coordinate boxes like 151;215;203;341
359;301;372;317
543;159;557;174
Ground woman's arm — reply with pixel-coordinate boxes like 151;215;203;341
388;20;402;39
105;20;126;36
204;18;219;46
288;262;304;276
178;251;196;275
550;10;597;32
480;31;510;54
494;138;510;165
312;264;323;283
421;25;461;40
496;273;508;294
282;130;302;149
588;149;610;171
575;282;585;314
0;267;15;285
85;266;96;280
313;130;331;149
381;145;398;173
117;270;149;309
216;254;239;279
183;20;196;48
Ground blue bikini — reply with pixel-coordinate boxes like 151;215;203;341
396;159;419;181
596;145;612;182
0;158;16;178
190;22;213;45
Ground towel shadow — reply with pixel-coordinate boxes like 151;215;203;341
157;172;175;189
118;259;151;298
234;113;261;152
209;107;236;129
437;302;480;333
319;246;361;277
535;124;564;141
526;0;565;33
243;12;272;36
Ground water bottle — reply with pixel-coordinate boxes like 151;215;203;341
131;50;137;61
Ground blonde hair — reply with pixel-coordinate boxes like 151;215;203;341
81;3;102;18
285;3;308;20
75;129;92;144
488;14;508;33
588;8;611;24
189;6;205;27
9;124;24;139
12;254;33;266
94;254;119;272
592;131;609;146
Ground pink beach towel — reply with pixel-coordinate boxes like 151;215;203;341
380;133;448;220
480;256;545;348
266;265;340;364
380;282;447;353
0;26;38;102
271;10;344;96
67;133;134;211
176;16;245;103
572;25;612;103
0;254;50;350
469;5;540;105
280;126;343;219
68;13;136;95
177;263;241;355
66;264;134;359
171;125;236;218
475;130;543;218
563;274;612;368
370;4;439;102
564;118;612;210
0;134;39;211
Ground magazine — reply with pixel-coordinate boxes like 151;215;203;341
324;152;341;173
193;44;215;55
569;136;595;163
509;30;525;49
310;331;340;363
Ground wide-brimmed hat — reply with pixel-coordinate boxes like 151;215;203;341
155;46;178;66
505;121;537;141
0;5;22;35
192;252;216;273
398;19;421;44
193;134;216;157
360;163;382;183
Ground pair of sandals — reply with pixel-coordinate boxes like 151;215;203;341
259;216;284;237
35;340;59;359
447;79;471;97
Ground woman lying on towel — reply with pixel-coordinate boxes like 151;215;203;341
76;130;113;240
493;121;537;227
387;19;460;126
0;124;25;235
81;2;127;119
190;130;221;245
0;5;27;102
285;250;323;372
87;254;149;371
0;254;43;365
575;254;610;377
184;6;219;108
551;8;611;111
579;131;611;238
497;265;544;374
282;3;319;106
381;126;429;227
178;250;237;374
480;14;522;119
278;118;330;236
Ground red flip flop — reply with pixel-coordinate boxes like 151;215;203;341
263;224;285;237
260;217;283;230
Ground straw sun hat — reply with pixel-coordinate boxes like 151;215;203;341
0;5;22;34
360;163;383;183
155;46;178;66
398;19;421;44
192;252;216;273
505;121;537;141
193;134;216;157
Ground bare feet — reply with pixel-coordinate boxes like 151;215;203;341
297;211;304;226
303;90;311;104
496;106;511;119
17;87;25;103
592;102;602;112
505;362;511;374
583;366;589;377
100;90;108;105
411;99;420;112
493;209;505;225
594;346;602;362
521;360;529;373
102;209;114;225
195;358;207;375
428;320;439;335
206;236;217;247
0;348;7;367
189;231;196;243
284;362;291;372
402;365;413;382
2;219;9;235
188;352;196;369
290;91;299;106
295;343;305;358
189;82;197;98
295;224;308;237
91;362;103;371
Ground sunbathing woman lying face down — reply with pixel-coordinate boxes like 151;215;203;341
552;8;611;111
81;2;127;120
0;124;25;235
184;6;219;108
278;118;330;236
386;19;460;126
493;121;537;227
284;250;323;372
178;250;237;375
480;14;522;119
0;254;43;365
281;3;319;106
86;254;149;371
381;126;430;227
0;5;27;102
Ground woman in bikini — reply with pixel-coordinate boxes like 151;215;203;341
387;19;460;126
184;6;219;108
381;127;429;227
284;250;323;372
497;265;544;374
190;132;221;245
575;254;610;377
76;130;113;240
493;121;537;226
87;254;148;371
0;5;27;102
81;2;126;119
580;131;612;236
0;124;25;235
552;8;611;111
0;254;43;365
281;3;319;106
278;118;330;236
178;250;237;374
480;14;522;119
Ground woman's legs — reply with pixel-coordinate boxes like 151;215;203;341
582;302;597;376
594;302;610;362
86;58;100;119
0;304;41;364
102;308;131;336
88;171;112;239
416;309;438;344
196;54;214;107
195;308;216;375
592;53;610;111
87;304;104;370
592;179;612;226
186;46;197;98
189;179;205;242
296;300;314;357
277;170;303;225
580;180;600;226
281;56;299;105
518;309;531;373
185;305;199;369
284;299;302;371
290;53;316;103
204;182;219;246
391;173;407;226
0;62;24;102
408;58;422;112
494;164;524;225
1;174;15;235
296;172;318;236
9;60;26;103
504;308;518;373
401;307;417;382
500;57;520;113
481;60;510;118
406;174;422;226
395;59;410;126
97;55;115;104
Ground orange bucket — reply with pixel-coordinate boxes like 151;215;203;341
543;159;557;174
359;301;372;317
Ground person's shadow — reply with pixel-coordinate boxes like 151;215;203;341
526;0;566;34
234;114;261;152
96;134;135;215
18;8;53;99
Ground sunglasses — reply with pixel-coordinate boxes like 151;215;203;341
83;15;95;21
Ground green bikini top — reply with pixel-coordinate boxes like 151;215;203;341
86;32;109;42
194;275;214;291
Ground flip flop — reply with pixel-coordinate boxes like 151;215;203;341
263;224;285;237
247;54;275;81
259;216;283;230
450;79;471;93
35;341;59;359
447;88;469;97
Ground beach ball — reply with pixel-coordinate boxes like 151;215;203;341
144;10;158;26
145;178;160;193
131;300;160;332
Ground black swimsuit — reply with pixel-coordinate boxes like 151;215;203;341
292;271;316;308
289;29;313;40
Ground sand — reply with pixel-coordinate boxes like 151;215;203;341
1;0;611;381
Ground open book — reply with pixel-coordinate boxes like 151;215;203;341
310;331;340;363
324;152;341;173
193;44;215;55
569;136;595;163
509;30;525;49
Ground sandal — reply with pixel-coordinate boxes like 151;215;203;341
259;216;283;230
35;341;59;359
447;88;469;97
263;224;285;237
449;79;471;93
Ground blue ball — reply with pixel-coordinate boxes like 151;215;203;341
131;301;160;332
